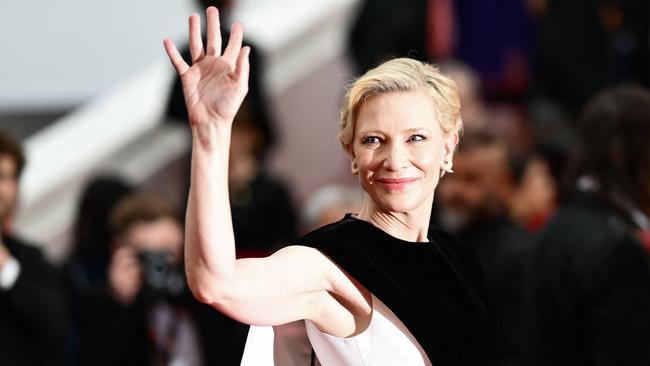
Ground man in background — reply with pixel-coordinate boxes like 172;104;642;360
435;131;530;365
79;194;250;365
524;86;650;365
0;130;67;366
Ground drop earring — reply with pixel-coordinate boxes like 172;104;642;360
445;160;454;174
440;159;454;178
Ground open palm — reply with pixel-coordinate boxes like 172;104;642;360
164;7;249;125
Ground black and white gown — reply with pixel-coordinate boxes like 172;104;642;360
241;214;501;366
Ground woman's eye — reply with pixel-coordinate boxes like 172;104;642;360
407;134;425;142
361;136;381;145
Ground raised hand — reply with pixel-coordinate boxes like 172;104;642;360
164;7;250;126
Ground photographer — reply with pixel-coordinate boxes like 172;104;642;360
78;194;248;365
107;195;186;307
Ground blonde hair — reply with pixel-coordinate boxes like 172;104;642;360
339;58;462;150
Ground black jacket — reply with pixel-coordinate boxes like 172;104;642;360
0;234;67;366
524;199;650;366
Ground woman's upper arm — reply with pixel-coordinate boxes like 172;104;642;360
205;245;335;326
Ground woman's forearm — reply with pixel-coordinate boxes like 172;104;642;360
184;122;236;302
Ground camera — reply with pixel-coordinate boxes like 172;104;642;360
137;250;185;299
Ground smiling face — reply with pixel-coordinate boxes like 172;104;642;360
350;90;458;214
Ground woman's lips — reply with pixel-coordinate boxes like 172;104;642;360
375;177;418;190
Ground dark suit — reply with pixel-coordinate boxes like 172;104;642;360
0;234;67;366
524;198;650;365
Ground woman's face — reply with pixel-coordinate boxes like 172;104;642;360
350;90;457;214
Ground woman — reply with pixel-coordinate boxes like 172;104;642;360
164;7;500;365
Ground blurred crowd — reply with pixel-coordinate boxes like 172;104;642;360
1;0;649;365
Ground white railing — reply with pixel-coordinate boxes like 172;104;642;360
15;0;360;261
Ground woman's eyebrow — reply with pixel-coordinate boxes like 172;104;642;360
356;129;385;135
403;127;432;133
357;128;433;135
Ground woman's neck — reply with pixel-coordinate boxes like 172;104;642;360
356;196;433;242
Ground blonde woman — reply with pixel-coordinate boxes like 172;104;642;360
164;7;500;365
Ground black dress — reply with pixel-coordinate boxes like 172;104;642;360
292;214;502;366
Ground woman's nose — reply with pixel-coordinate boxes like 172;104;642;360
382;142;408;171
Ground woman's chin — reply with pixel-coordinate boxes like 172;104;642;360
375;197;424;215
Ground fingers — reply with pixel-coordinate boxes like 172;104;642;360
164;38;190;75
205;6;221;56
189;13;204;63
236;46;251;88
223;22;244;66
112;246;139;269
109;246;142;305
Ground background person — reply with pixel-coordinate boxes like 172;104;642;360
78;194;250;365
523;86;650;366
435;130;530;365
0;130;67;366
65;175;134;364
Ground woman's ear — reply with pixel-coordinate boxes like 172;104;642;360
346;144;359;176
350;154;359;176
441;132;459;175
445;131;460;155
